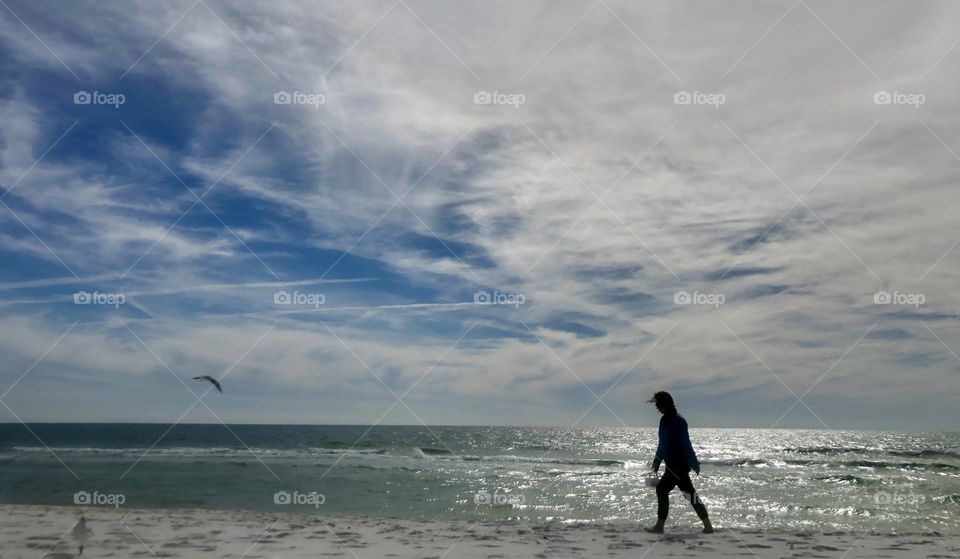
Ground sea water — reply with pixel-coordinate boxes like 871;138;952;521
1;424;957;533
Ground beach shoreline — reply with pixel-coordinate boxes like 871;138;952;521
4;504;958;559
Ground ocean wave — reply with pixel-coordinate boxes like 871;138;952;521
11;446;243;455
531;467;618;477
10;445;389;459
14;444;957;475
450;455;623;467
814;474;877;485
312;448;388;455
840;460;959;471
784;457;960;471
887;449;960;460
9;445;626;469
702;458;769;467
516;444;560;451
417;447;452;455
785;446;870;454
412;452;625;468
785;447;960;462
342;463;423;473
931;494;960;505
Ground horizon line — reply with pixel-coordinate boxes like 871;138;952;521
0;422;955;434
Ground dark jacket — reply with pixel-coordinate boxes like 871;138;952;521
651;412;700;473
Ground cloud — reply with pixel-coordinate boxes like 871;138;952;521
1;0;959;429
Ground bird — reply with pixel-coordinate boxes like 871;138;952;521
192;375;223;393
71;515;91;555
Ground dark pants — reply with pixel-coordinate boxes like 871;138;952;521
656;468;709;521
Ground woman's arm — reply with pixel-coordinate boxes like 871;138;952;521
651;419;665;471
680;419;700;472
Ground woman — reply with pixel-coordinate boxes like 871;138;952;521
646;391;713;534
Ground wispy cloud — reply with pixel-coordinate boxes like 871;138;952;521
1;0;959;429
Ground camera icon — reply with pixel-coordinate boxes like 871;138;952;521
873;90;892;105
874;491;891;505
74;291;92;304
474;491;491;505
474;290;491;304
74;491;91;505
274;91;292;105
74;91;92;104
273;290;291;305
473;90;492;105
673;91;692;105
673;290;692;305
873;291;891;305
274;491;291;505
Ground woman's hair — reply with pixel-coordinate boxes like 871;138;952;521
648;391;676;411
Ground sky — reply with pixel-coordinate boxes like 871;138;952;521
0;0;959;431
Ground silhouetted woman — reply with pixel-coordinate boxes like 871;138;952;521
646;391;713;534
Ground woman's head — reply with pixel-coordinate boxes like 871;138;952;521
648;391;676;414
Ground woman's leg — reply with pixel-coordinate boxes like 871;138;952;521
655;470;679;522
674;472;708;519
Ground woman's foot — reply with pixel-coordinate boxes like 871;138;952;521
644;521;665;534
702;518;714;534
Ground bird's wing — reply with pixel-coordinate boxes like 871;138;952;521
191;375;222;393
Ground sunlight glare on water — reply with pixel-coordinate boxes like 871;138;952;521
1;425;957;533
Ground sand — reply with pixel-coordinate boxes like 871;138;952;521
3;504;957;558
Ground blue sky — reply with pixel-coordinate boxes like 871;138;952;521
1;0;959;430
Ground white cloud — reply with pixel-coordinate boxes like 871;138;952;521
1;0;959;428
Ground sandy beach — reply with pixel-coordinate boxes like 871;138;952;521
3;504;956;559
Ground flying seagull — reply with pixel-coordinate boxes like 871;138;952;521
192;375;222;393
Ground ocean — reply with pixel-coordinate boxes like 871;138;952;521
1;424;957;533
